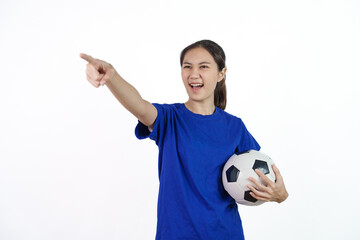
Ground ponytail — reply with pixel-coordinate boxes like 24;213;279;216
214;78;227;110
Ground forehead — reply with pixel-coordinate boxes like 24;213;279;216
183;47;215;64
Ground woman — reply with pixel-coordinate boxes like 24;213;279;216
80;40;288;239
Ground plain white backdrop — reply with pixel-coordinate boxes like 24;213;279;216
1;0;359;239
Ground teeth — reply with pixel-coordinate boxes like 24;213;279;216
190;83;203;87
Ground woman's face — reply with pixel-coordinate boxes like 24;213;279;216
181;47;225;105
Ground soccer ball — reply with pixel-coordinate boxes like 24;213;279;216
222;150;276;206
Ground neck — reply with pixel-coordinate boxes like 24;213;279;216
184;100;216;115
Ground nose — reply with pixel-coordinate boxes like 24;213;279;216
189;68;200;79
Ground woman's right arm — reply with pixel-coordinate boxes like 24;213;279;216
80;53;157;129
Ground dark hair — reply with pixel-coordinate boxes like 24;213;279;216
180;40;227;110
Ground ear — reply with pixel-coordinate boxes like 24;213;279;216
218;68;227;82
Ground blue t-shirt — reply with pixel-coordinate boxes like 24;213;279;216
135;103;260;240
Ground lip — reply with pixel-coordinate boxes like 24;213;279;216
189;82;204;92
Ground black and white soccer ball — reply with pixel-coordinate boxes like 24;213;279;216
222;150;276;206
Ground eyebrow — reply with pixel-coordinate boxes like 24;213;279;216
183;61;211;65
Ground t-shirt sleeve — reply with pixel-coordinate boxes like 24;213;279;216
134;103;166;145
235;119;261;154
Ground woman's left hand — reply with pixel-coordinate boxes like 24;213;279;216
247;164;288;203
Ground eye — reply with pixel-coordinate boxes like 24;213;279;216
183;65;191;69
200;65;209;69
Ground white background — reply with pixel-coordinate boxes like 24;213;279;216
1;0;359;239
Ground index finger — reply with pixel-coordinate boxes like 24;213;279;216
254;169;273;186
80;53;96;63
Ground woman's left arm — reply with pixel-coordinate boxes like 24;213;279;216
247;164;289;203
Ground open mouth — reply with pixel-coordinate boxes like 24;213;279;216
189;83;204;90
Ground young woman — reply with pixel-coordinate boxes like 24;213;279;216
80;40;288;240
